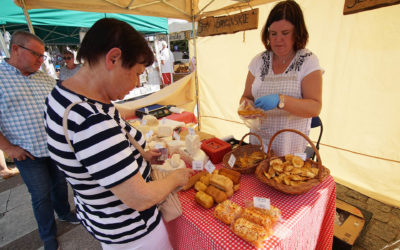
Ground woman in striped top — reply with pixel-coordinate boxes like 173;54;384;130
44;18;193;250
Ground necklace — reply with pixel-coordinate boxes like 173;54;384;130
275;52;295;65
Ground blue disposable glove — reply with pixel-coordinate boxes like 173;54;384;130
254;94;279;111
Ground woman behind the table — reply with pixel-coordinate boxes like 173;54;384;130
44;18;192;250
240;0;323;156
59;50;81;81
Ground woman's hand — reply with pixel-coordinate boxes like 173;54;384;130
143;149;162;164
254;94;279;111
169;168;195;187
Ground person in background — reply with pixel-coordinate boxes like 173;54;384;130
159;40;175;86
59;49;81;81
0;30;79;250
44;18;193;250
0;150;19;179
240;0;323;156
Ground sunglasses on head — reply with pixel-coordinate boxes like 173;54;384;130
63;56;72;60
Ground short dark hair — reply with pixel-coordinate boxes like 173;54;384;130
77;18;154;68
10;30;44;53
261;0;309;51
63;50;74;56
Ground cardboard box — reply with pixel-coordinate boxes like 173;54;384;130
334;199;366;248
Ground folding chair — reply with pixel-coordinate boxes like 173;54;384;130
305;116;323;161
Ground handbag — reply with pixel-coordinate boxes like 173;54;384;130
63;101;182;222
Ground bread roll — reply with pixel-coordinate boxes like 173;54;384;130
214;200;243;225
194;181;207;192
210;174;233;192
205;185;227;203
218;168;241;185
195;191;214;209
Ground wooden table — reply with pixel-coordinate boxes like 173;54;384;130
166;168;336;249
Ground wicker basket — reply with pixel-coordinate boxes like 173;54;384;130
222;132;267;174
255;129;330;195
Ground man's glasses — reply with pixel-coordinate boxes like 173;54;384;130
63;56;73;60
17;44;47;60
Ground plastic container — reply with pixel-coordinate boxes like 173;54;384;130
201;138;232;164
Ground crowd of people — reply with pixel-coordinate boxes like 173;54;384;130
0;0;323;249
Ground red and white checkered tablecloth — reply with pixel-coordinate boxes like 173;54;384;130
166;169;336;250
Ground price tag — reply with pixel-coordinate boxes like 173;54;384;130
205;160;215;174
192;160;203;171
294;152;307;161
146;129;153;139
228;154;236;168
141;119;147;125
154;143;163;149
162;118;166;124
253;197;271;210
144;108;149;114
173;131;180;141
188;127;195;135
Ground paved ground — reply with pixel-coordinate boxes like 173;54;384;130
0;164;102;250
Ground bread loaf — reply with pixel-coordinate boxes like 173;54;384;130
210;174;233;192
195;191;214;209
205;185;227;203
218;168;241;185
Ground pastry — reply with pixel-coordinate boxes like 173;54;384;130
241;207;273;229
214;200;243;225
232;218;270;248
195;191;214;209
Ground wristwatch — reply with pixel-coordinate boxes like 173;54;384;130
278;94;285;109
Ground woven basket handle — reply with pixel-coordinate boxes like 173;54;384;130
266;129;323;168
239;132;265;152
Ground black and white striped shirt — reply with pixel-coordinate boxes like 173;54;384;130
44;83;161;244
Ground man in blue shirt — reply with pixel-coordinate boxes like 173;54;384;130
0;31;78;250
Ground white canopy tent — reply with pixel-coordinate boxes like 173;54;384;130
13;0;400;208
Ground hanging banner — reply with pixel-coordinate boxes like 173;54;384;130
198;9;259;37
343;0;400;15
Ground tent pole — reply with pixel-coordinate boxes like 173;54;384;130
0;30;10;58
21;0;35;34
192;2;201;131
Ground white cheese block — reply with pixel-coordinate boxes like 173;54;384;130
185;134;201;156
192;149;209;164
157;124;173;137
142;115;159;126
166;140;185;155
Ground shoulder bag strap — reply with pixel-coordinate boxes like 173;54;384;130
63;101;147;158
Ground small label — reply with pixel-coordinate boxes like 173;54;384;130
192;160;203;171
228;154;236;168
162;118;166;124
141;119;147;125
205;160;215;174
188;127;195;135
144;108;149;114
173;131;180;141
146;129;153;139
253;197;271;210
